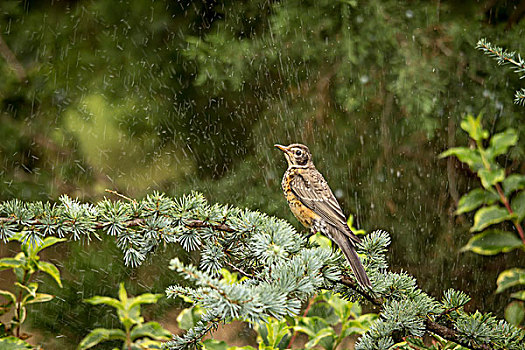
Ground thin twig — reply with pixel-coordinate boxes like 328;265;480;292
185;220;235;233
475;141;525;244
0;216;234;233
105;189;137;204
287;294;316;349
337;275;382;306
224;261;258;280
477;40;525;70
424;318;491;350
495;183;525;244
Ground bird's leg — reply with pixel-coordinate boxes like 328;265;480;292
303;228;317;240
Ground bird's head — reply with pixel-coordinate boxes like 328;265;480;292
274;143;312;167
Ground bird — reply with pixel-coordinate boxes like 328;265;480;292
274;143;372;289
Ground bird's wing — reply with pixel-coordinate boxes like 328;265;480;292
290;170;361;244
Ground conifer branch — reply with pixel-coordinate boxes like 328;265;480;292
476;39;525;75
424;319;492;350
0;194;523;349
337;275;382;306
0;217;234;234
476;39;525;106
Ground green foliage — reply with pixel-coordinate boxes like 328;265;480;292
2;4;525;341
440;114;515;191
455;189;499;215
78;283;170;350
461;230;523;255
496;269;525;294
254;318;290;350
178;291;376;350
471;206;513;232
1;193;525;349
292;292;377;349
0;2;525;349
441;110;525;325
442;289;471;310
505;301;525;326
0;336;34;350
0;234;64;343
440;113;523;243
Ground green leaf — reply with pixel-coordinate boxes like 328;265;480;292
487;128;518;160
260;317;291;348
132;338;165;349
84;296;123;310
325;292;355;321
477;168;505;189
439;147;483;171
28;237;67;257
116;284;145;327
309;232;332;249
471;205;513;232
128;293;163;310
511;191;525;221
459;115;483;140
0;258;24;271
504;301;525;326
202;339;229;350
341;314;379;338
347;214;366;236
130;321;171;341
14;305;26;325
0;323;7;336
219;268;240;284
14;282;37;298
503;174;525;195
0;336;33;349
460;114;489;141
304;328;336;349
460;230;523;255
77;328;126;350
293;316;330;338
177;306;204;330
36;260;62;288
24;292;54;304
403;337;428;349
0;289;17;304
292;325;316;338
13;270;26;287
308;294;340;325
456;188;499;214
118;282;128;304
118;304;143;329
496;268;525;293
511;290;525;301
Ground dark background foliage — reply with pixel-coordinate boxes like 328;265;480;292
0;0;524;347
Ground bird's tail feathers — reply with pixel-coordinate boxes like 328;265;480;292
330;230;372;289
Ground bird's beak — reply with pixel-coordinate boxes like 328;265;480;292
274;144;288;153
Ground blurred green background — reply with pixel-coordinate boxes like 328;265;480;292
0;0;524;348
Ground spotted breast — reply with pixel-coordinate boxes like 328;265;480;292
281;168;319;229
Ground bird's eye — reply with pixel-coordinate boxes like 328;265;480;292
295;149;302;156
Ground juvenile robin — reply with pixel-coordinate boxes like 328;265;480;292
275;143;372;289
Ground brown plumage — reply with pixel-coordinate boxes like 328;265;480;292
275;143;372;289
